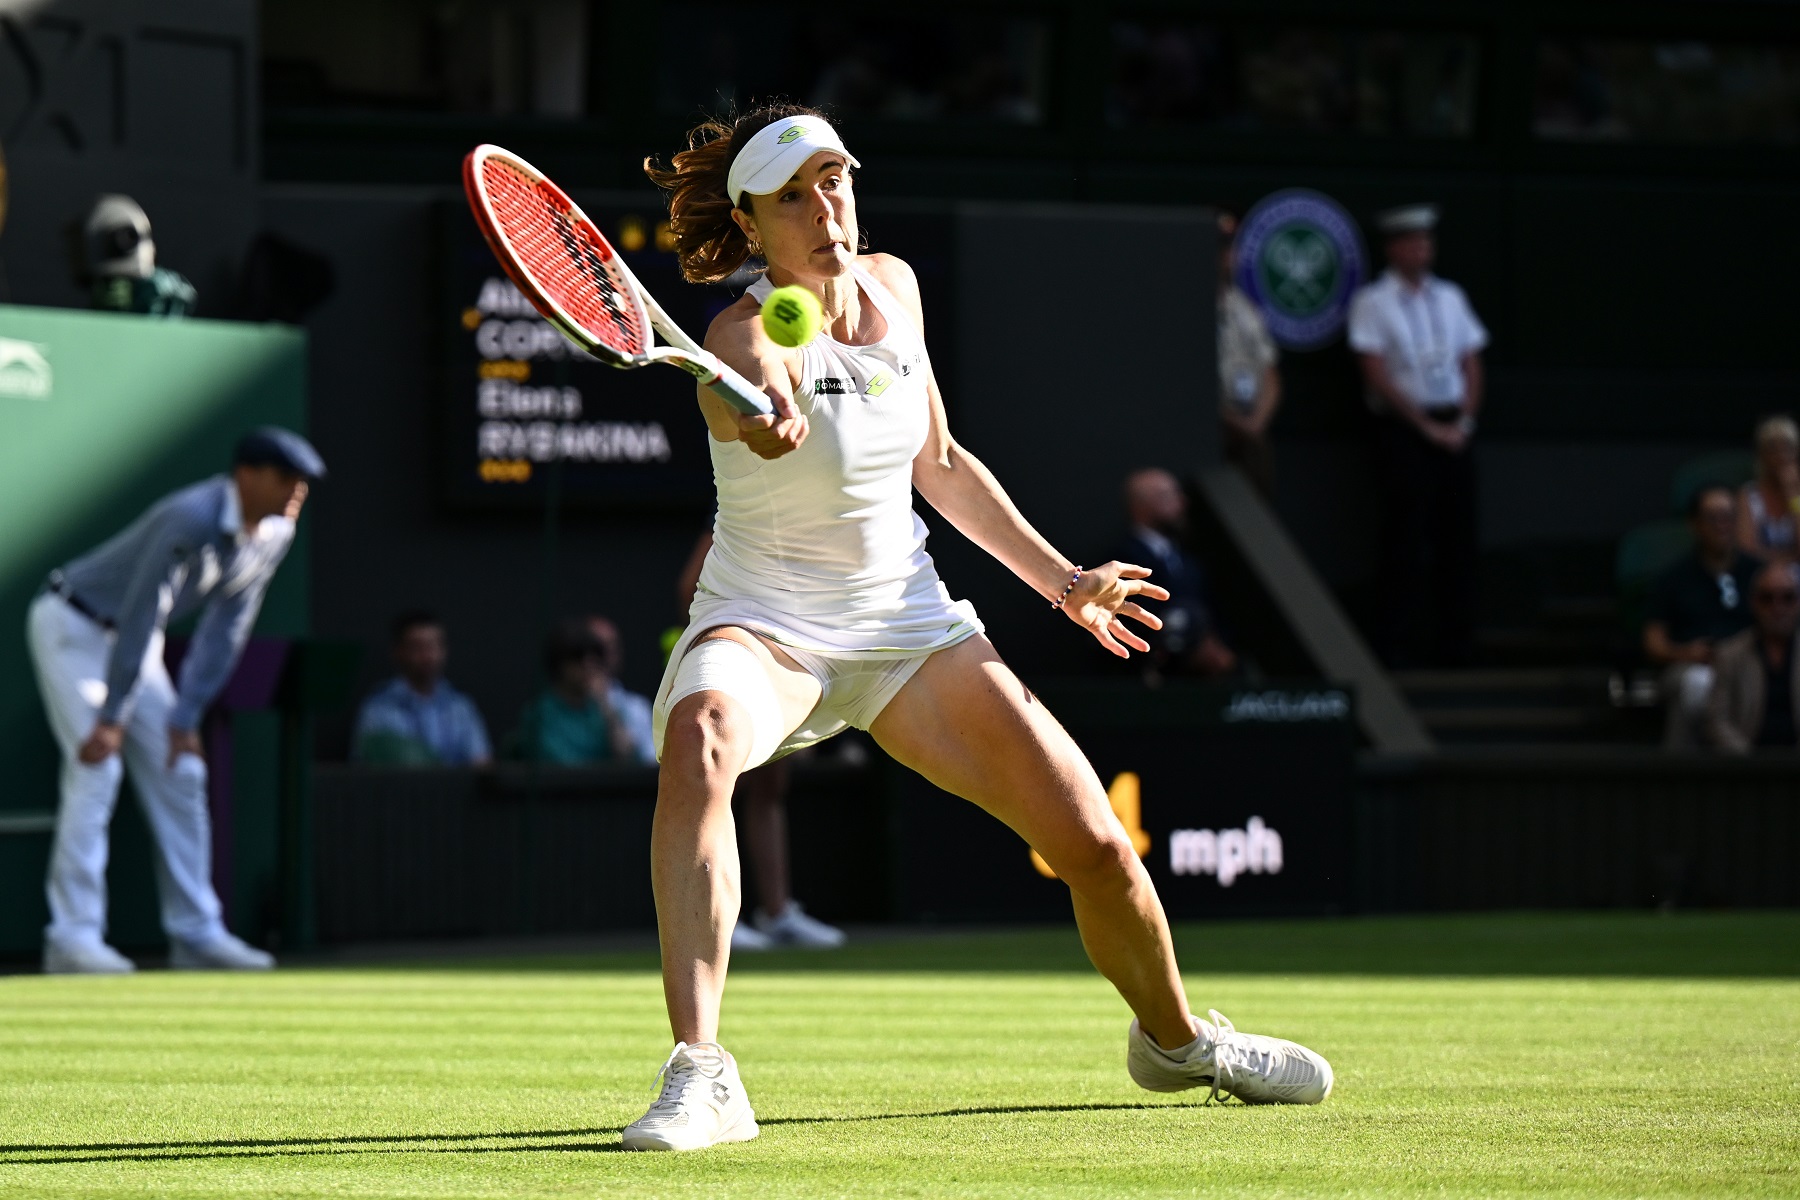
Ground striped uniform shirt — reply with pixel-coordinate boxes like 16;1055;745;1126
53;475;295;729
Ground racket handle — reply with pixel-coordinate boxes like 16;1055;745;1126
698;361;774;417
660;347;773;416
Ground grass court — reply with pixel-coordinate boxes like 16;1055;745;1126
1;912;1796;1198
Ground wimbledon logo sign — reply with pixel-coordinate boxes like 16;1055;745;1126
1235;189;1366;352
0;336;51;399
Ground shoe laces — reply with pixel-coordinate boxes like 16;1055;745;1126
644;1042;727;1116
1201;1010;1276;1105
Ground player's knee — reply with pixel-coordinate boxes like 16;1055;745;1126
664;696;754;780
1053;827;1143;896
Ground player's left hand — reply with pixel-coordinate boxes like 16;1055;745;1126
1063;561;1170;659
167;727;203;769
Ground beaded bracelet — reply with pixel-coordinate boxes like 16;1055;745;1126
1051;567;1084;610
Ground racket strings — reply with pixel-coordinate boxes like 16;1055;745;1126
481;158;648;356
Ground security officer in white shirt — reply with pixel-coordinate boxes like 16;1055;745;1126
1348;204;1489;666
24;428;323;973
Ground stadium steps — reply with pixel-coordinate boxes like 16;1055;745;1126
1394;667;1634;746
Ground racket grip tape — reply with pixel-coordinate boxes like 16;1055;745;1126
701;362;774;417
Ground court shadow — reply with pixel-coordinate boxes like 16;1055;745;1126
0;1103;1208;1167
0;1130;627;1167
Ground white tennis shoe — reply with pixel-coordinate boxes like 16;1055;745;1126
754;901;847;949
622;1042;759;1151
169;933;275;971
1128;1009;1333;1105
43;939;135;975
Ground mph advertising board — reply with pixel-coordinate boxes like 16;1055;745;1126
890;681;1355;921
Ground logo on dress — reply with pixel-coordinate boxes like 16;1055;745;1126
1235;188;1367;352
813;377;850;395
863;371;892;397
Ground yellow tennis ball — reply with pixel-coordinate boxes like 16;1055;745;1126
761;285;824;348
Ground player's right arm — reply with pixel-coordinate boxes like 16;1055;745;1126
700;299;808;460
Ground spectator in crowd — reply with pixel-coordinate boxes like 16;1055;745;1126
513;617;656;765
1644;484;1764;747
675;529;847;950
1215;211;1281;498
351;611;492;766
25;427;322;973
1737;415;1800;565
1705;561;1800;752
1348;203;1489;667
1117;468;1236;681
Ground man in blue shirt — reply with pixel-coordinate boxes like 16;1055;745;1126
352;611;492;765
25;428;324;974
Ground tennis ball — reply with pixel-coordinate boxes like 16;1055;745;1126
761;285;824;348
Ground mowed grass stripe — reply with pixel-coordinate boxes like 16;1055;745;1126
0;915;1795;1198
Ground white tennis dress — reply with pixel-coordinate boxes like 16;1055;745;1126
652;262;983;759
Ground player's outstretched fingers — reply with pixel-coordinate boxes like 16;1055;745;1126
1092;620;1131;658
1110;619;1150;654
1111;566;1172;604
1117;601;1163;631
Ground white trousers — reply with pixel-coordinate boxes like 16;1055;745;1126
24;592;226;950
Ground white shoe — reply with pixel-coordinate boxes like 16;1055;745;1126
753;901;846;949
622;1042;759;1152
730;921;775;952
1128;1009;1333;1105
169;933;275;971
43;940;136;975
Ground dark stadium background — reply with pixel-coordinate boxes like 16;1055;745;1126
0;0;1795;956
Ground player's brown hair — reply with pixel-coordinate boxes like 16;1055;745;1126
643;102;825;284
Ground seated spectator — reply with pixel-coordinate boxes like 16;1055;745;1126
513;617;656;765
1117;467;1236;680
1737;416;1800;564
1706;562;1800;752
352;611;492;765
1643;485;1763;747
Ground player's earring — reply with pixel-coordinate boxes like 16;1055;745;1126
747;239;763;258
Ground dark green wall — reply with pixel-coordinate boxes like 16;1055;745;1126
0;306;309;957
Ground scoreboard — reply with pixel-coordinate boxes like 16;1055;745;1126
438;198;955;511
438;198;728;511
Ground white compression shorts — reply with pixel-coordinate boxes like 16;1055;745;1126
654;637;788;770
652;617;983;769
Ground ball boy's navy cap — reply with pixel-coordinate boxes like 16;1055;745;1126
233;426;327;481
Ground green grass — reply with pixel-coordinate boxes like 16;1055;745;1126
1;913;1797;1198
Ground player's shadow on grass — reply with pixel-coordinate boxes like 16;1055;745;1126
0;1103;1198;1167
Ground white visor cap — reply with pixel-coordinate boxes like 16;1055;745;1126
726;116;860;208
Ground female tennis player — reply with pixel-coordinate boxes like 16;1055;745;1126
627;105;1332;1152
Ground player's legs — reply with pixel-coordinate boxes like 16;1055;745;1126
26;594;130;961
868;633;1194;1051
118;646;228;948
653;628;822;1044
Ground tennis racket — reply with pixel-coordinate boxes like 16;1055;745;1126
461;143;772;416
